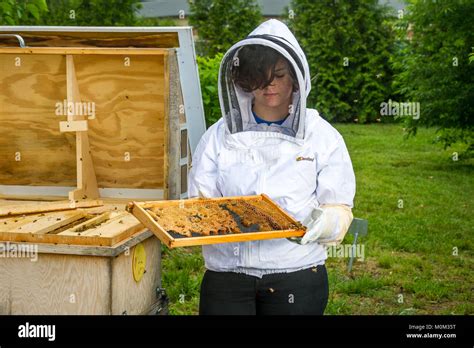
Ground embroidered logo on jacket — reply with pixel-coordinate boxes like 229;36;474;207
296;156;314;162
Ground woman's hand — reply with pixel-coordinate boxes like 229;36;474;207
290;205;353;245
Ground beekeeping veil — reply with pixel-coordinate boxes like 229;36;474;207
218;19;311;142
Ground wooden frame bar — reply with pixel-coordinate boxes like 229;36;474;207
0;199;103;217
64;54;99;201
0;219;145;247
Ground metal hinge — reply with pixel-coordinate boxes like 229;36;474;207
0;34;26;47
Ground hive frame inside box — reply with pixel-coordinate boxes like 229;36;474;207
0;199;148;247
129;194;306;248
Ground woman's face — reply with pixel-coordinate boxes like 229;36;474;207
252;59;294;110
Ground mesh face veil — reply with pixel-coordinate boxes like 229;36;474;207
218;20;311;142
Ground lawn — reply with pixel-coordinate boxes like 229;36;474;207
161;123;474;315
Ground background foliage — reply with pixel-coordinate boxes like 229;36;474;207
196;53;223;128
188;0;262;57
0;0;143;26
0;0;48;25
287;0;395;123
391;0;474;157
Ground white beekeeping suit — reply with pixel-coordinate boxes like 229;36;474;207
188;19;356;277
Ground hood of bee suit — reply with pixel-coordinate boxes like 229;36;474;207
218;19;311;143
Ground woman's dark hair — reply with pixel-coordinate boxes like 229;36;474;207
231;45;299;93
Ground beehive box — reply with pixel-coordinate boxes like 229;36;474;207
0;26;206;315
128;194;306;248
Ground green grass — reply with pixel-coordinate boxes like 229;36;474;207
161;124;474;315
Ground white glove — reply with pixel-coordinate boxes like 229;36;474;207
300;205;353;245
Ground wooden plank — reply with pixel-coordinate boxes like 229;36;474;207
0;254;9;313
104;221;146;249
1;229;152;257
77;203;126;215
129;201;174;248
84;51;166;188
65;54;99;201
0;213;47;232
0;195;67;202
169;228;306;248
0;53;75;186
2;254;111;314
59;120;88;132
57;211;115;235
0;230;115;246
0;53;166;189
58;211;144;247
0;231;109;246
0;31;179;48
170;49;187;126
78;212;133;237
0;47;168;55
167;50;181;199
9;210;86;234
163;48;170;200
0;199;103;217
137;194;264;209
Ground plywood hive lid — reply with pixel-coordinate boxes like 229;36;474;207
0;27;192;201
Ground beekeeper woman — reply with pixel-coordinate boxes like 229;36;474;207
188;19;356;315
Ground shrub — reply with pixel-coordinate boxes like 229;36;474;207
0;0;48;25
287;0;396;123
13;0;144;26
391;0;474;157
189;0;262;57
196;53;223;127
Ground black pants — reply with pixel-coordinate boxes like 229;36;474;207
199;265;329;315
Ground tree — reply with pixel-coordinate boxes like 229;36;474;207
0;0;143;26
392;0;474;156
43;0;142;26
189;0;263;57
286;0;395;123
0;0;48;25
